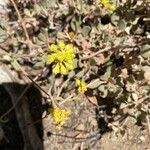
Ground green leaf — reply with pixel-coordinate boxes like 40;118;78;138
0;28;7;43
81;26;91;37
70;17;77;32
75;70;85;78
88;79;105;89
70;16;81;32
141;44;150;59
33;61;45;69
100;66;112;81
111;13;120;26
11;59;22;72
98;85;108;98
38;31;48;42
118;19;126;30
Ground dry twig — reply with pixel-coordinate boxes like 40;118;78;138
9;0;33;51
81;46;111;60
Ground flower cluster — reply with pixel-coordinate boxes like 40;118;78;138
76;79;87;93
49;107;70;129
101;0;116;12
46;41;75;75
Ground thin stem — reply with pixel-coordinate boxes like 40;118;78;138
10;0;32;51
56;78;70;98
81;46;111;60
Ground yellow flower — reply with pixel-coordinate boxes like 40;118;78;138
76;79;87;93
101;0;116;12
49;107;70;129
46;41;75;75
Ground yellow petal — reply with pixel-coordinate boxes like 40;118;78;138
101;0;109;5
58;41;65;50
49;44;58;52
46;54;56;63
60;63;67;75
65;44;74;52
78;86;87;92
81;81;87;86
56;51;65;62
64;62;74;70
108;4;116;12
53;63;60;75
78;81;87;92
76;79;87;92
75;79;81;86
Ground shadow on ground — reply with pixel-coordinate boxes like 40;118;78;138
0;83;49;150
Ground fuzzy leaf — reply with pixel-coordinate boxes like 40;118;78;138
82;26;91;37
111;13;120;26
11;59;22;72
98;85;108;98
100;66;111;81
88;79;105;89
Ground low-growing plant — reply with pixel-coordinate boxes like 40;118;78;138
45;41;75;75
0;0;150;139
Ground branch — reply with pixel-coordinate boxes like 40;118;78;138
81;46;111;60
10;0;33;51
